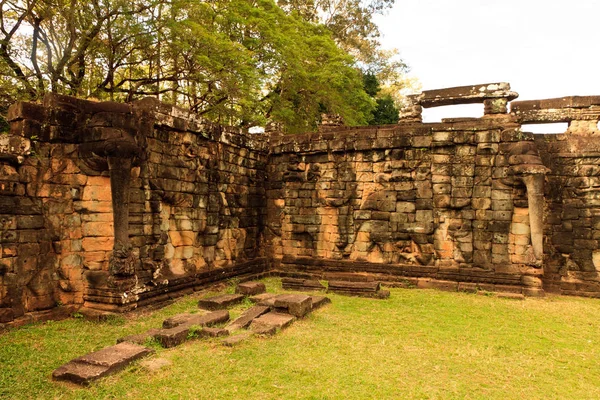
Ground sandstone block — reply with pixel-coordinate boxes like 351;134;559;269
226;305;270;332
235;281;266;296
154;325;190;348
198;294;244;310
52;342;153;385
273;294;312;317
250;312;296;332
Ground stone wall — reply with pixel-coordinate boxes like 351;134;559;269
3;83;600;326
1;95;268;325
266;119;545;294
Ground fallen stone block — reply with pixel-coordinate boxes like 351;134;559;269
226;305;270;332
250;312;295;332
198;294;245;310
252;324;277;336
236;281;266;296
281;278;326;292
251;293;277;306
327;281;390;299
117;328;161;345
154;325;190;348
273;294;312;318
309;295;331;310
52;342;153;386
199;327;229;338
163;310;229;329
162;313;199;328
221;332;252;347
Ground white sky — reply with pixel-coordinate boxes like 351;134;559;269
374;0;600;129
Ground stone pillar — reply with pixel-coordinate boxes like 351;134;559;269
521;173;545;261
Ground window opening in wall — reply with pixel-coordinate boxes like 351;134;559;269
422;104;484;123
521;123;568;134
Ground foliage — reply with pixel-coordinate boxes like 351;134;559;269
0;0;374;132
363;72;399;125
2;280;600;399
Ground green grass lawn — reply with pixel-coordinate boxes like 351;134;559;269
2;279;600;399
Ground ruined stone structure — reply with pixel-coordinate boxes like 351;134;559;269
3;83;600;326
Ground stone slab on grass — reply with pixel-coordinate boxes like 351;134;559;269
250;312;295;332
281;278;326;292
162;313;200;328
199;327;229;338
251;293;277;306
226;305;270;332
52;342;153;386
309;295;331;310
252;324;277;336
198;294;244;310
236;281;266;296
327;281;390;298
154;325;190;348
274;294;312;317
221;332;252;347
117;328;161;345
163;310;229;329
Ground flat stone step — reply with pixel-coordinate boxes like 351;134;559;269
281;278;326;292
274;294;312;318
163;310;229;329
199;327;229;338
52;342;153;386
327;281;390;298
221;332;252;347
226;305;270;332
250;312;295;332
251;293;278;306
154;325;190;348
117;328;161;345
198;294;245;310
236;281;266;296
309;295;331;310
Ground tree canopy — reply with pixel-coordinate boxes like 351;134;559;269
0;0;405;133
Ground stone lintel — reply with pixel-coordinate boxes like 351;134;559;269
419;83;518;108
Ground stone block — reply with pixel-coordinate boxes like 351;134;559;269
273;294;312;318
235;281;266;296
52;342;153;386
250;312;296;332
199;327;229;338
226;305;270;332
249;293;278;305
154;325;190;348
198;294;245;310
309;295;331;310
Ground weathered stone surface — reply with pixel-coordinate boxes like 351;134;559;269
235;281;266;295
250;312;296;331
162;310;228;329
226;305;270;332
309;295;331;310
153;325;190;348
200;327;229;337
52;342;153;385
273;294;312;317
198;294;245;310
251;293;278;306
281;278;326;292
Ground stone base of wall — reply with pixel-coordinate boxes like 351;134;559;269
275;256;544;296
82;258;270;312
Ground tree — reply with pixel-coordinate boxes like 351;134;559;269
0;0;374;133
363;72;399;125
